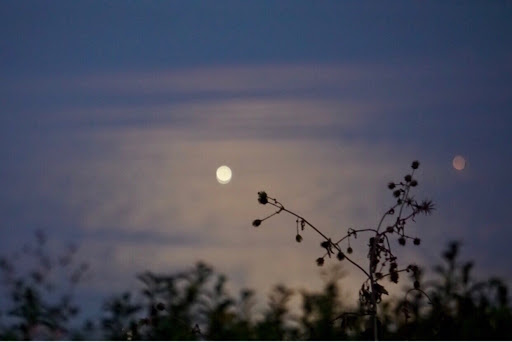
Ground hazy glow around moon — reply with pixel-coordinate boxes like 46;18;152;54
453;155;466;171
216;165;232;184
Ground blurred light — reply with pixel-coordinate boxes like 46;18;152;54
452;155;466;171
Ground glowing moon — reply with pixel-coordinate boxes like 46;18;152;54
452;155;466;171
216;165;232;184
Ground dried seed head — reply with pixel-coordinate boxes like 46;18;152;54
295;234;303;243
398;237;406;246
156;302;165;311
316;257;325;266
390;271;399;283
418;200;435;215
411;160;420;169
410;179;418;187
414;280;420;289
320;241;330;248
252;219;262;227
393;190;401;198
337;252;345;261
413;238;421;245
408;264;419;273
404;174;412;182
257;191;268;205
347;247;353;254
386;226;394;233
388;182;396;190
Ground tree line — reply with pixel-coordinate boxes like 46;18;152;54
0;234;510;340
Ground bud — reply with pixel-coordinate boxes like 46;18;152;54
390;271;399;283
257;191;268;205
408;264;419;273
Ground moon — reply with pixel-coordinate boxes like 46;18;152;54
216;165;232;184
452;155;466;171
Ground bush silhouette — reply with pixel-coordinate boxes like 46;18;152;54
1;161;511;340
0;230;87;340
1;237;511;340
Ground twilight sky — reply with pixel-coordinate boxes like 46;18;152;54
1;1;512;316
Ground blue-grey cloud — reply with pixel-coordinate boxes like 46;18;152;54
1;61;511;317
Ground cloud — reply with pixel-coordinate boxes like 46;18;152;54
27;130;435;306
17;64;377;95
2;61;511;315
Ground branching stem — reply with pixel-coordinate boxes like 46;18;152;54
253;161;432;341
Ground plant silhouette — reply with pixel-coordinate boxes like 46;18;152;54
1;167;511;340
0;237;511;340
0;230;88;340
252;161;434;340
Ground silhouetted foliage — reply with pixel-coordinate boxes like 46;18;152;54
1;166;511;341
0;236;510;340
253;161;435;339
389;242;512;340
0;230;88;340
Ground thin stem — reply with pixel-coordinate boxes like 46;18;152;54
261;211;280;222
333;228;377;245
353;228;378;234
405;288;433;305
373;268;411;282
331;311;373;324
369;238;378;341
282;208;330;241
270;202;371;279
396;169;415;223
320;250;370;278
376;203;400;233
254;162;430;341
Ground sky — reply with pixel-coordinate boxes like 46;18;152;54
1;1;512;319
